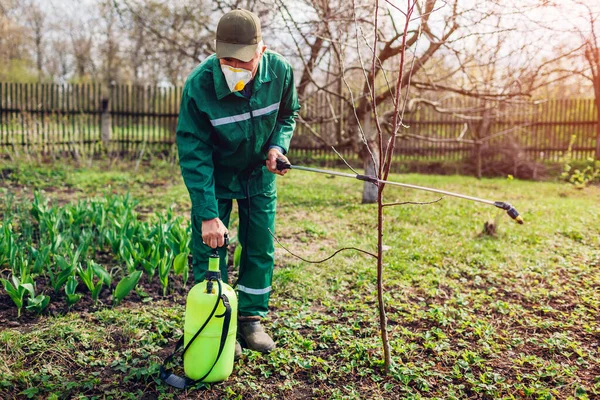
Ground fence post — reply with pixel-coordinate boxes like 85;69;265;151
101;96;111;146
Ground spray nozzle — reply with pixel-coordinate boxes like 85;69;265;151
494;202;524;224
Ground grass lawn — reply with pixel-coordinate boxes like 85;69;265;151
0;158;599;399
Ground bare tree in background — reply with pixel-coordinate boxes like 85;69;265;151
69;22;96;81
281;0;595;195
112;0;217;85
111;0;277;85
279;0;463;202
0;1;35;81
46;39;70;81
99;0;122;85
577;2;600;159
398;2;586;179
20;1;46;82
519;0;600;159
274;0;359;99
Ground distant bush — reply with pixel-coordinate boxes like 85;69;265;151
560;135;600;188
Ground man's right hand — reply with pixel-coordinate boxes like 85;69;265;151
202;218;228;249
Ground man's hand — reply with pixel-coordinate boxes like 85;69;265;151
266;148;290;176
202;218;228;249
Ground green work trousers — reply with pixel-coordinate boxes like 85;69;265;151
191;189;277;318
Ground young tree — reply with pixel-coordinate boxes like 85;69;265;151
342;0;429;372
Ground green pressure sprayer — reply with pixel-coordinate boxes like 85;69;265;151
160;234;238;389
276;159;524;224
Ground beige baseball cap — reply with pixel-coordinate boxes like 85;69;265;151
216;8;262;63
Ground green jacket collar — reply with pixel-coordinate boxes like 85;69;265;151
212;52;278;101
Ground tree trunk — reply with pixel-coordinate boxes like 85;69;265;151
475;141;482;179
376;186;391;371
362;151;379;203
595;97;600;160
472;104;492;179
361;112;379;203
596;118;600;160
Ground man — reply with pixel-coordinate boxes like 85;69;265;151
176;8;300;357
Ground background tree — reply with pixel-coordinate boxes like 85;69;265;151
111;0;276;85
99;0;123;85
21;1;47;82
0;0;36;82
564;1;600;159
280;0;596;200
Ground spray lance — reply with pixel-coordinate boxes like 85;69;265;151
276;159;524;224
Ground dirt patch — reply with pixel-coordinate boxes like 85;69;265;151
1;168;14;180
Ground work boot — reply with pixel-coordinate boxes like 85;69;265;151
237;317;276;353
235;340;242;360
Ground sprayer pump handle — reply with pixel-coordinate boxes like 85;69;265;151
209;233;230;258
209;233;229;255
223;233;229;247
276;158;292;171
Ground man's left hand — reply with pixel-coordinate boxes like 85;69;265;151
266;148;290;176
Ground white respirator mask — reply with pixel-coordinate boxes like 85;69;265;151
221;65;253;92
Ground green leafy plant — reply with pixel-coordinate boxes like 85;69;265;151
65;276;82;308
173;251;190;287
0;223;18;269
147;215;176;295
113;270;142;305
91;262;112;287
47;235;90;295
30;245;51;275
157;248;173;296
26;291;50;314
119;239;135;272
140;240;163;283
77;261;106;304
30;190;50;222
165;214;191;256
48;255;76;294
1;275;33;318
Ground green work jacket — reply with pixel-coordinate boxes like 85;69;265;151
176;50;300;221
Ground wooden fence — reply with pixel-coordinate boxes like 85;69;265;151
298;92;599;163
0;82;180;156
0;82;598;164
